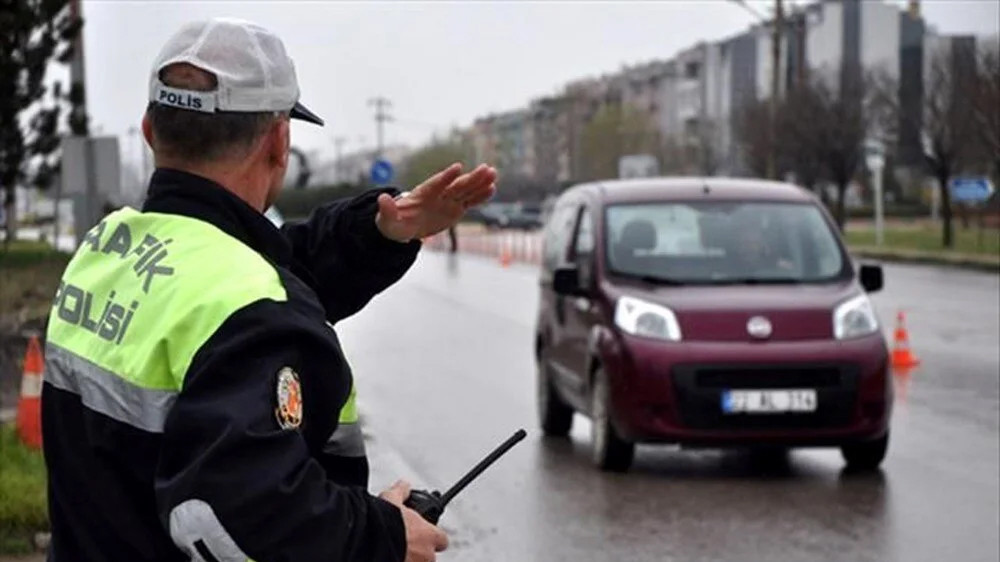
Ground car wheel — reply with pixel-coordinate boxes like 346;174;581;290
591;367;634;472
537;358;573;437
841;431;889;471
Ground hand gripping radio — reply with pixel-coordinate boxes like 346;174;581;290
404;429;527;524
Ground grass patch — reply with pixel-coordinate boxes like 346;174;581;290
844;224;1000;257
0;425;48;554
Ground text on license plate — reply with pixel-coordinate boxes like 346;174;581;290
721;389;817;414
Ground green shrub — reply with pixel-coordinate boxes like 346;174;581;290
839;203;932;220
844;224;1000;256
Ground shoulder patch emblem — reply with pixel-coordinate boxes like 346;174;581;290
275;367;303;430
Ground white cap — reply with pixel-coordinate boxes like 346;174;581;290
148;18;323;126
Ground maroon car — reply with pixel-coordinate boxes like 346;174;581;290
535;178;890;472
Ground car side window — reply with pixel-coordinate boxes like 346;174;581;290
571;205;596;289
543;204;579;270
572;206;595;260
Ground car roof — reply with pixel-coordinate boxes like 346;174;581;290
561;177;817;205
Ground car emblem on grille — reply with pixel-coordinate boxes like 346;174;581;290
747;316;773;339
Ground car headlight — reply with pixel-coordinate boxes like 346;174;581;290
615;296;682;341
833;294;879;339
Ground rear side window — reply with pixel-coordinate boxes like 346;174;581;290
572;207;595;259
543;204;578;270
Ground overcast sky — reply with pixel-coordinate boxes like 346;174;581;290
79;0;999;164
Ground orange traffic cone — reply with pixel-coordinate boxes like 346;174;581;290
16;335;44;449
499;236;512;267
891;311;920;369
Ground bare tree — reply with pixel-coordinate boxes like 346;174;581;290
658;121;719;177
658;136;688;175
733;100;773;179
812;76;872;231
1;1;85;245
777;84;826;201
876;47;980;248
694;119;721;176
737;73;873;230
401;137;468;190
971;45;1000;182
579;104;659;181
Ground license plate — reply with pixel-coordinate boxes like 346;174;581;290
721;389;817;414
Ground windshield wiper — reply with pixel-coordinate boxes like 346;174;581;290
635;274;686;286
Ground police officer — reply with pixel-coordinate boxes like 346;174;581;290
41;18;496;562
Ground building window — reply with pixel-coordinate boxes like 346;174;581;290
685;62;701;79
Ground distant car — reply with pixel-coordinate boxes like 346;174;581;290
481;206;511;229
504;208;544;230
479;203;544;230
462;206;490;225
535;178;890;472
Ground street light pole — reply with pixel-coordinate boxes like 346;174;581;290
769;0;784;180
368;97;392;160
332;136;346;183
865;139;886;246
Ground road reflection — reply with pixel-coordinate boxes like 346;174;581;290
523;432;892;561
892;365;917;404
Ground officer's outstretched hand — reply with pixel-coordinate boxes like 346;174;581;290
376;163;497;243
380;480;449;562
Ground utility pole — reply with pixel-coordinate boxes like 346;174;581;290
795;10;807;88
332;136;346;183
368;97;392;159
768;0;784;180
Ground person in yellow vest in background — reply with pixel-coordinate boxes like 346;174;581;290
42;18;496;562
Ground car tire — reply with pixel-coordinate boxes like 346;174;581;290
537;359;573;437
841;431;889;471
591;367;634;472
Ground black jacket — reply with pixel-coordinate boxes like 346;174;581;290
42;168;418;561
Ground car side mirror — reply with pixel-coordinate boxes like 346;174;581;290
859;264;883;293
553;266;582;296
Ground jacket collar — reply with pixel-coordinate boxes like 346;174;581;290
142;168;293;266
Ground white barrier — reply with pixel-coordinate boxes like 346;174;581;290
424;230;543;265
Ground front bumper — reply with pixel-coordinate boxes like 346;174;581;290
600;333;892;446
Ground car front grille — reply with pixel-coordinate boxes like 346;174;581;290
672;363;859;430
694;367;842;389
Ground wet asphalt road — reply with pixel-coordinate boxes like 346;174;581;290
338;252;1000;562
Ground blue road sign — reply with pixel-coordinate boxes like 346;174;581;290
370;159;394;185
950;177;994;203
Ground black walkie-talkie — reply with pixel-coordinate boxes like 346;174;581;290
403;429;526;524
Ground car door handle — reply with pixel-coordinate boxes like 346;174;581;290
574;297;590;313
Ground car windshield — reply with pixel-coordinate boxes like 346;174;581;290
605;201;847;284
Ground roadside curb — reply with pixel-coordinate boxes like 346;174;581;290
850;246;1000;274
